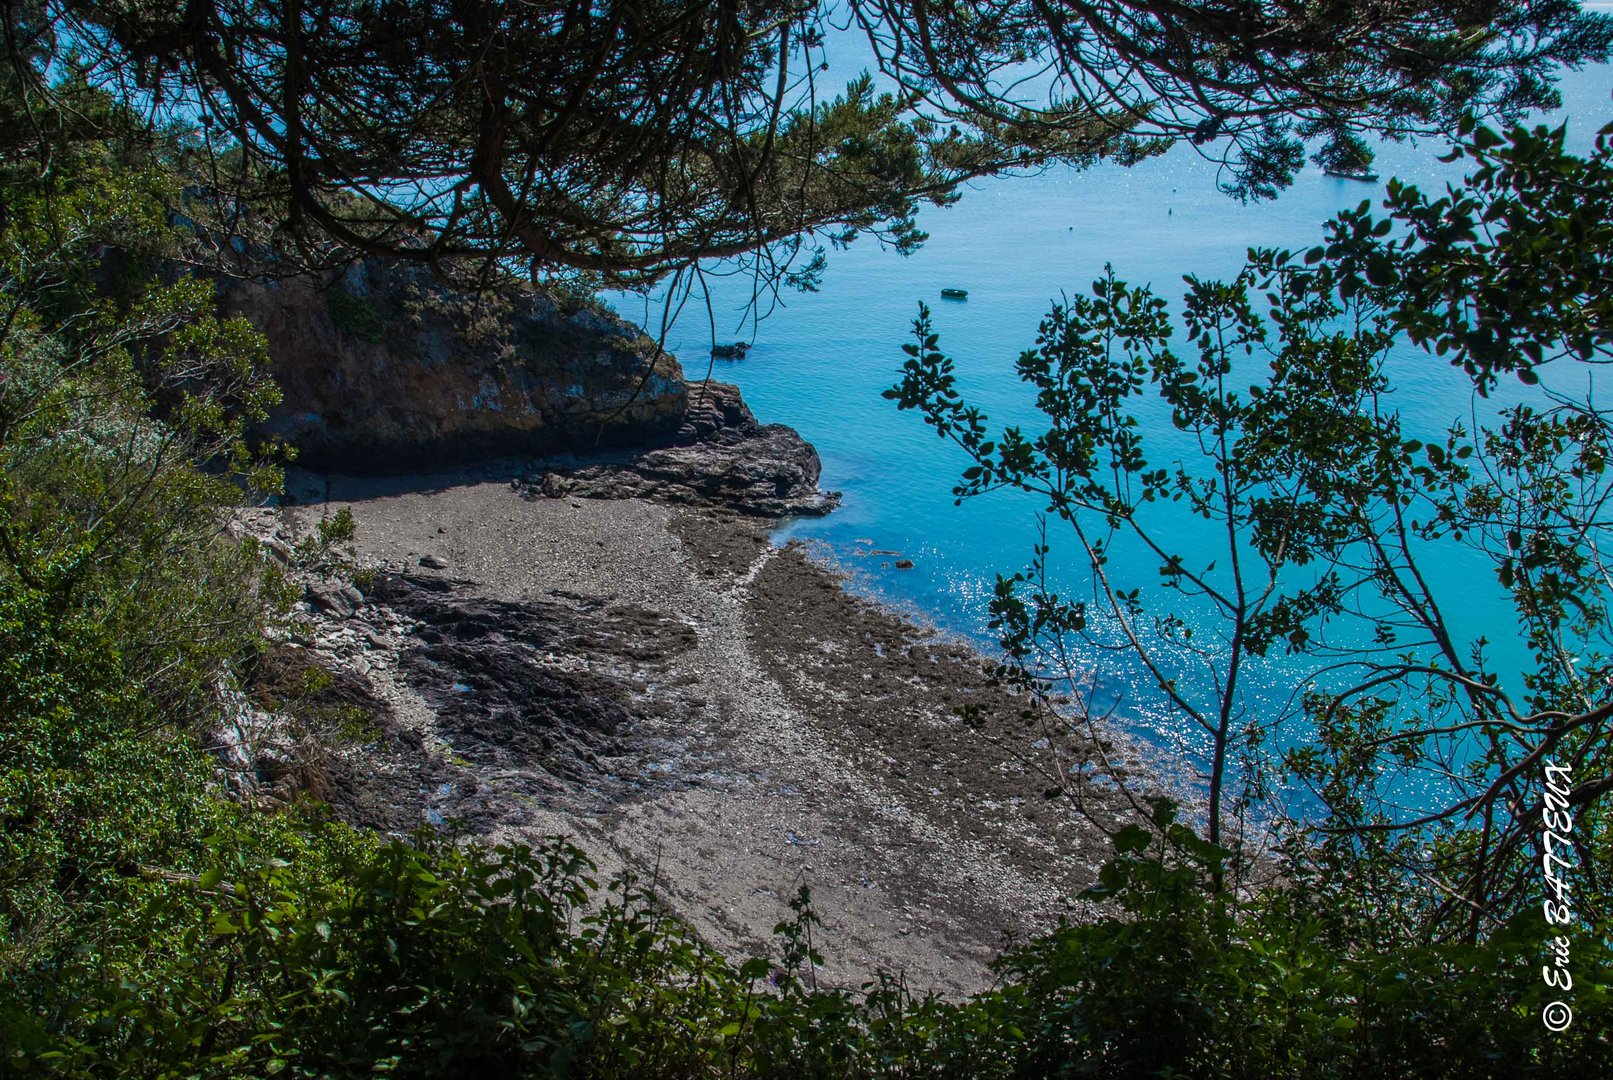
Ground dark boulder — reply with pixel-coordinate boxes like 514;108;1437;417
523;382;838;517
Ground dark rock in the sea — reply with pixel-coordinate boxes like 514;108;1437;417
895;559;915;570
522;381;838;517
710;341;750;359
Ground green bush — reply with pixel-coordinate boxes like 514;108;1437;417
325;288;386;344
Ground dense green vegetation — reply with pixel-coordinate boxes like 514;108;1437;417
5;10;1612;1079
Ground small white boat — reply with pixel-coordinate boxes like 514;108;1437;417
1324;168;1380;183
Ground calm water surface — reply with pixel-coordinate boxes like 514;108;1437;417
608;64;1613;803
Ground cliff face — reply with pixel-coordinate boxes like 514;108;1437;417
222;260;687;470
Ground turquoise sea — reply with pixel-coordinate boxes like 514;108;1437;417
609;62;1613;804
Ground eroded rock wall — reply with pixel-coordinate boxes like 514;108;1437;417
223;260;687;469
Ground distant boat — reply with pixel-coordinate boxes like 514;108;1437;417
940;288;969;299
1324;168;1380;183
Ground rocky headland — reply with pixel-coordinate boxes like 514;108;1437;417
220;263;1138;995
223;257;696;469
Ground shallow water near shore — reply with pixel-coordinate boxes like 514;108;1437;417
609;64;1613;815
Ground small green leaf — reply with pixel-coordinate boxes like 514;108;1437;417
1113;824;1153;854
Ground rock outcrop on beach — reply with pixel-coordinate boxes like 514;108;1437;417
222;260;837;518
221;259;687;469
522;381;836;517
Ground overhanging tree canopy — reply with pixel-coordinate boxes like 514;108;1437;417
11;1;1610;287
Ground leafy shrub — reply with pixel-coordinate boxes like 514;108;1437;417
326;288;387;344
